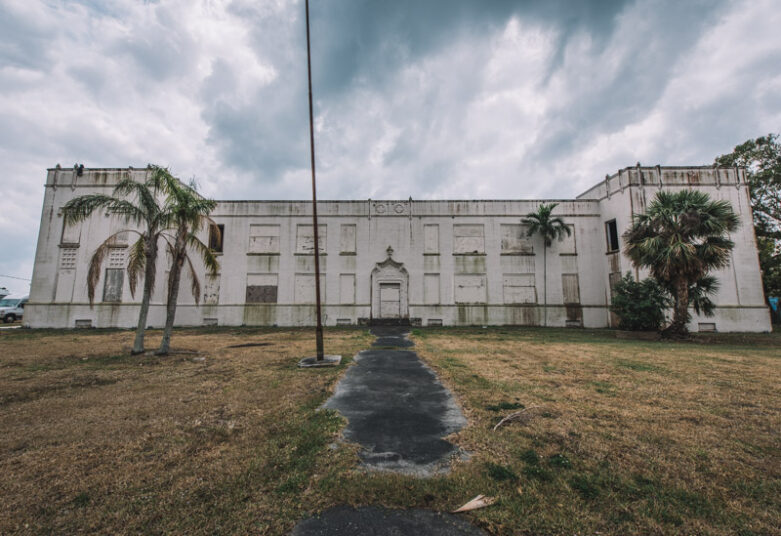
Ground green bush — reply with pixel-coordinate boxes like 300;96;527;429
610;273;671;331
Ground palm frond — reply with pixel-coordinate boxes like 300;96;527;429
183;253;202;305
187;233;220;276
112;176;159;221
62;195;144;226
127;236;147;298
86;231;128;306
690;276;719;316
523;203;568;246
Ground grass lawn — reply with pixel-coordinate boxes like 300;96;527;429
0;326;779;535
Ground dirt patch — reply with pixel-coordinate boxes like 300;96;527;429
225;342;272;348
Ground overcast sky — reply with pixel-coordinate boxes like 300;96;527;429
1;0;780;294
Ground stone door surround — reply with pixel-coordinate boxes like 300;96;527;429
371;246;409;322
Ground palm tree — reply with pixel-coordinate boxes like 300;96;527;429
63;166;173;354
623;190;738;337
522;203;572;327
155;177;219;355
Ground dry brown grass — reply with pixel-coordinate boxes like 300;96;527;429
414;328;781;535
0;327;371;535
0;326;778;535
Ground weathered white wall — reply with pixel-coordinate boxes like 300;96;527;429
577;165;771;332
26;165;771;332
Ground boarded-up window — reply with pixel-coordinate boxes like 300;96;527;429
246;274;278;303
500;224;533;254
339;224;356;254
209;224;224;253
453;224;484;254
60;247;78;270
294;274;326;304
424;225;439;254
249;225;280;254
454;274;486;303
562;274;580;304
102;268;123;302
296;225;326;254
339;274;355;304
424;274;440;304
204;274;220;305
501;255;535;273
61;220;81;245
557;225;576;254
247;255;279;273
560;255;578;274
503;274;537;304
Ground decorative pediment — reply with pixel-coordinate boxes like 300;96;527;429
372;246;408;275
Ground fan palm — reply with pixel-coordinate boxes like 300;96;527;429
522;203;572;327
623;190;738;337
155;177;219;355
63;166;173;354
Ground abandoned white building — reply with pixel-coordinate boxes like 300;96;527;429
26;165;771;331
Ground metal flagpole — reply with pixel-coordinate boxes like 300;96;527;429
305;0;325;360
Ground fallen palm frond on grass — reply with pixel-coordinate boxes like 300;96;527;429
452;494;496;513
492;405;545;431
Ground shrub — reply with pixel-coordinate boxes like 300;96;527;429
610;273;671;331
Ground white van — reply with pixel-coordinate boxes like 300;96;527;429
0;295;28;323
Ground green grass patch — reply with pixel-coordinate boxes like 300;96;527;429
548;453;572;469
486;462;518;482
589;380;618;395
485;401;524;412
616;359;666;373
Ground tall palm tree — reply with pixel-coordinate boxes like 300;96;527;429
623;190;738;337
155;177;219;355
522;203;572;327
63;166;173;354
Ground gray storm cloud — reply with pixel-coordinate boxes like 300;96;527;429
0;0;779;289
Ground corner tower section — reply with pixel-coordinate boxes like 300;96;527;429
577;165;771;332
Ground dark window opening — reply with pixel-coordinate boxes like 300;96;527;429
209;224;224;253
246;285;277;303
605;220;620;252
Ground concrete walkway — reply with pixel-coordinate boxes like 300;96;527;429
323;326;466;476
292;327;485;536
292;506;485;536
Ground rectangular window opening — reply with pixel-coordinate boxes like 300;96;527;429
209;224;224;253
102;268;124;302
605;220;620;252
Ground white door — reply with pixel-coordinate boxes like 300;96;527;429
379;283;401;318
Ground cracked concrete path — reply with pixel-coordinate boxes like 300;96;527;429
292;328;485;535
292;506;486;536
323;326;467;475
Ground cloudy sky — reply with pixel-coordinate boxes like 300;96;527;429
1;0;780;293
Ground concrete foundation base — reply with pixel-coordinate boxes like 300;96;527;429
298;355;342;368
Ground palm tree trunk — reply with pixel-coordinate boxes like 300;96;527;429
132;238;157;354
543;246;548;327
157;226;187;355
667;278;690;338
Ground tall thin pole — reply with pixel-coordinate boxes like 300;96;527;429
305;0;324;360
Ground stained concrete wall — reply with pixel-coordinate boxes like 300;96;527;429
577;165;771;332
26;165;771;332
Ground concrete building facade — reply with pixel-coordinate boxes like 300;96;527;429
27;165;772;331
